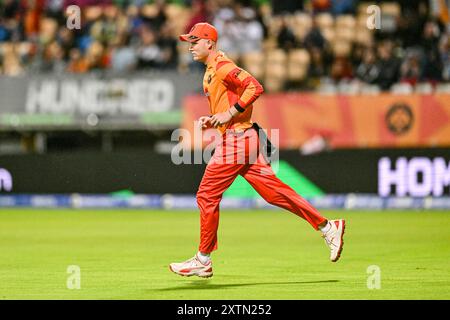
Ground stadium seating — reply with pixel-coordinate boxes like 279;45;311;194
0;1;448;93
287;49;310;82
315;12;334;29
264;49;287;92
241;51;265;80
292;13;312;41
436;83;450;93
380;2;401;17
390;82;414;94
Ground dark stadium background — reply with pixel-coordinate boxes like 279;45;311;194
0;0;449;208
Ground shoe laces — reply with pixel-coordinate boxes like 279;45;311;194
322;234;331;246
184;256;200;267
322;233;338;248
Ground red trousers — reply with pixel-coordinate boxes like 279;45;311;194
197;127;327;253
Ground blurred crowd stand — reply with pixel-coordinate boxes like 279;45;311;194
0;0;449;93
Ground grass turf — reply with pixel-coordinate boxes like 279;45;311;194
0;208;449;300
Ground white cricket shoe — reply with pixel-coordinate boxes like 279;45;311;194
169;254;213;278
322;219;346;262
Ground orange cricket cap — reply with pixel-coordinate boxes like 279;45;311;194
179;22;218;42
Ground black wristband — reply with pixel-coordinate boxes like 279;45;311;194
233;103;245;113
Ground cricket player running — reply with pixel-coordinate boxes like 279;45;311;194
169;22;345;278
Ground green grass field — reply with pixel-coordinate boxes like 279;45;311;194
0;208;449;300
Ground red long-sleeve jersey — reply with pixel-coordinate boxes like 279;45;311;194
203;51;264;134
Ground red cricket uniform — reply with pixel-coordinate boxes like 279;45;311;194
198;51;326;253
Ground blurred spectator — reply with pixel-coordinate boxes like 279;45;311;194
331;0;355;15
67;48;89;73
355;48;380;85
395;2;428;48
375;41;400;90
126;4;145;38
276;17;297;51
46;41;67;73
422;49;443;83
39;17;58;46
158;22;178;69
421;20;443;83
45;0;65;23
429;0;450;27
400;50;422;86
306;46;327;89
397;0;424;13
23;0;46;40
1;0;22;41
110;33;137;72
136;26;163;69
210;3;263;56
141;0;167;31
304;18;326;51
1;43;25;76
350;43;365;69
184;0;211;33
85;41;109;71
2;0;21;20
213;7;240;57
90;5;120;46
57;27;76;57
440;32;450;81
0;18;12;42
330;56;352;82
312;0;331;13
271;0;304;15
16;41;35;65
421;20;442;55
236;6;263;54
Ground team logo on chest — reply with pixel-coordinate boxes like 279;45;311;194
207;73;214;84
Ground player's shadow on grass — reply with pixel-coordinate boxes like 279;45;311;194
156;280;339;291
